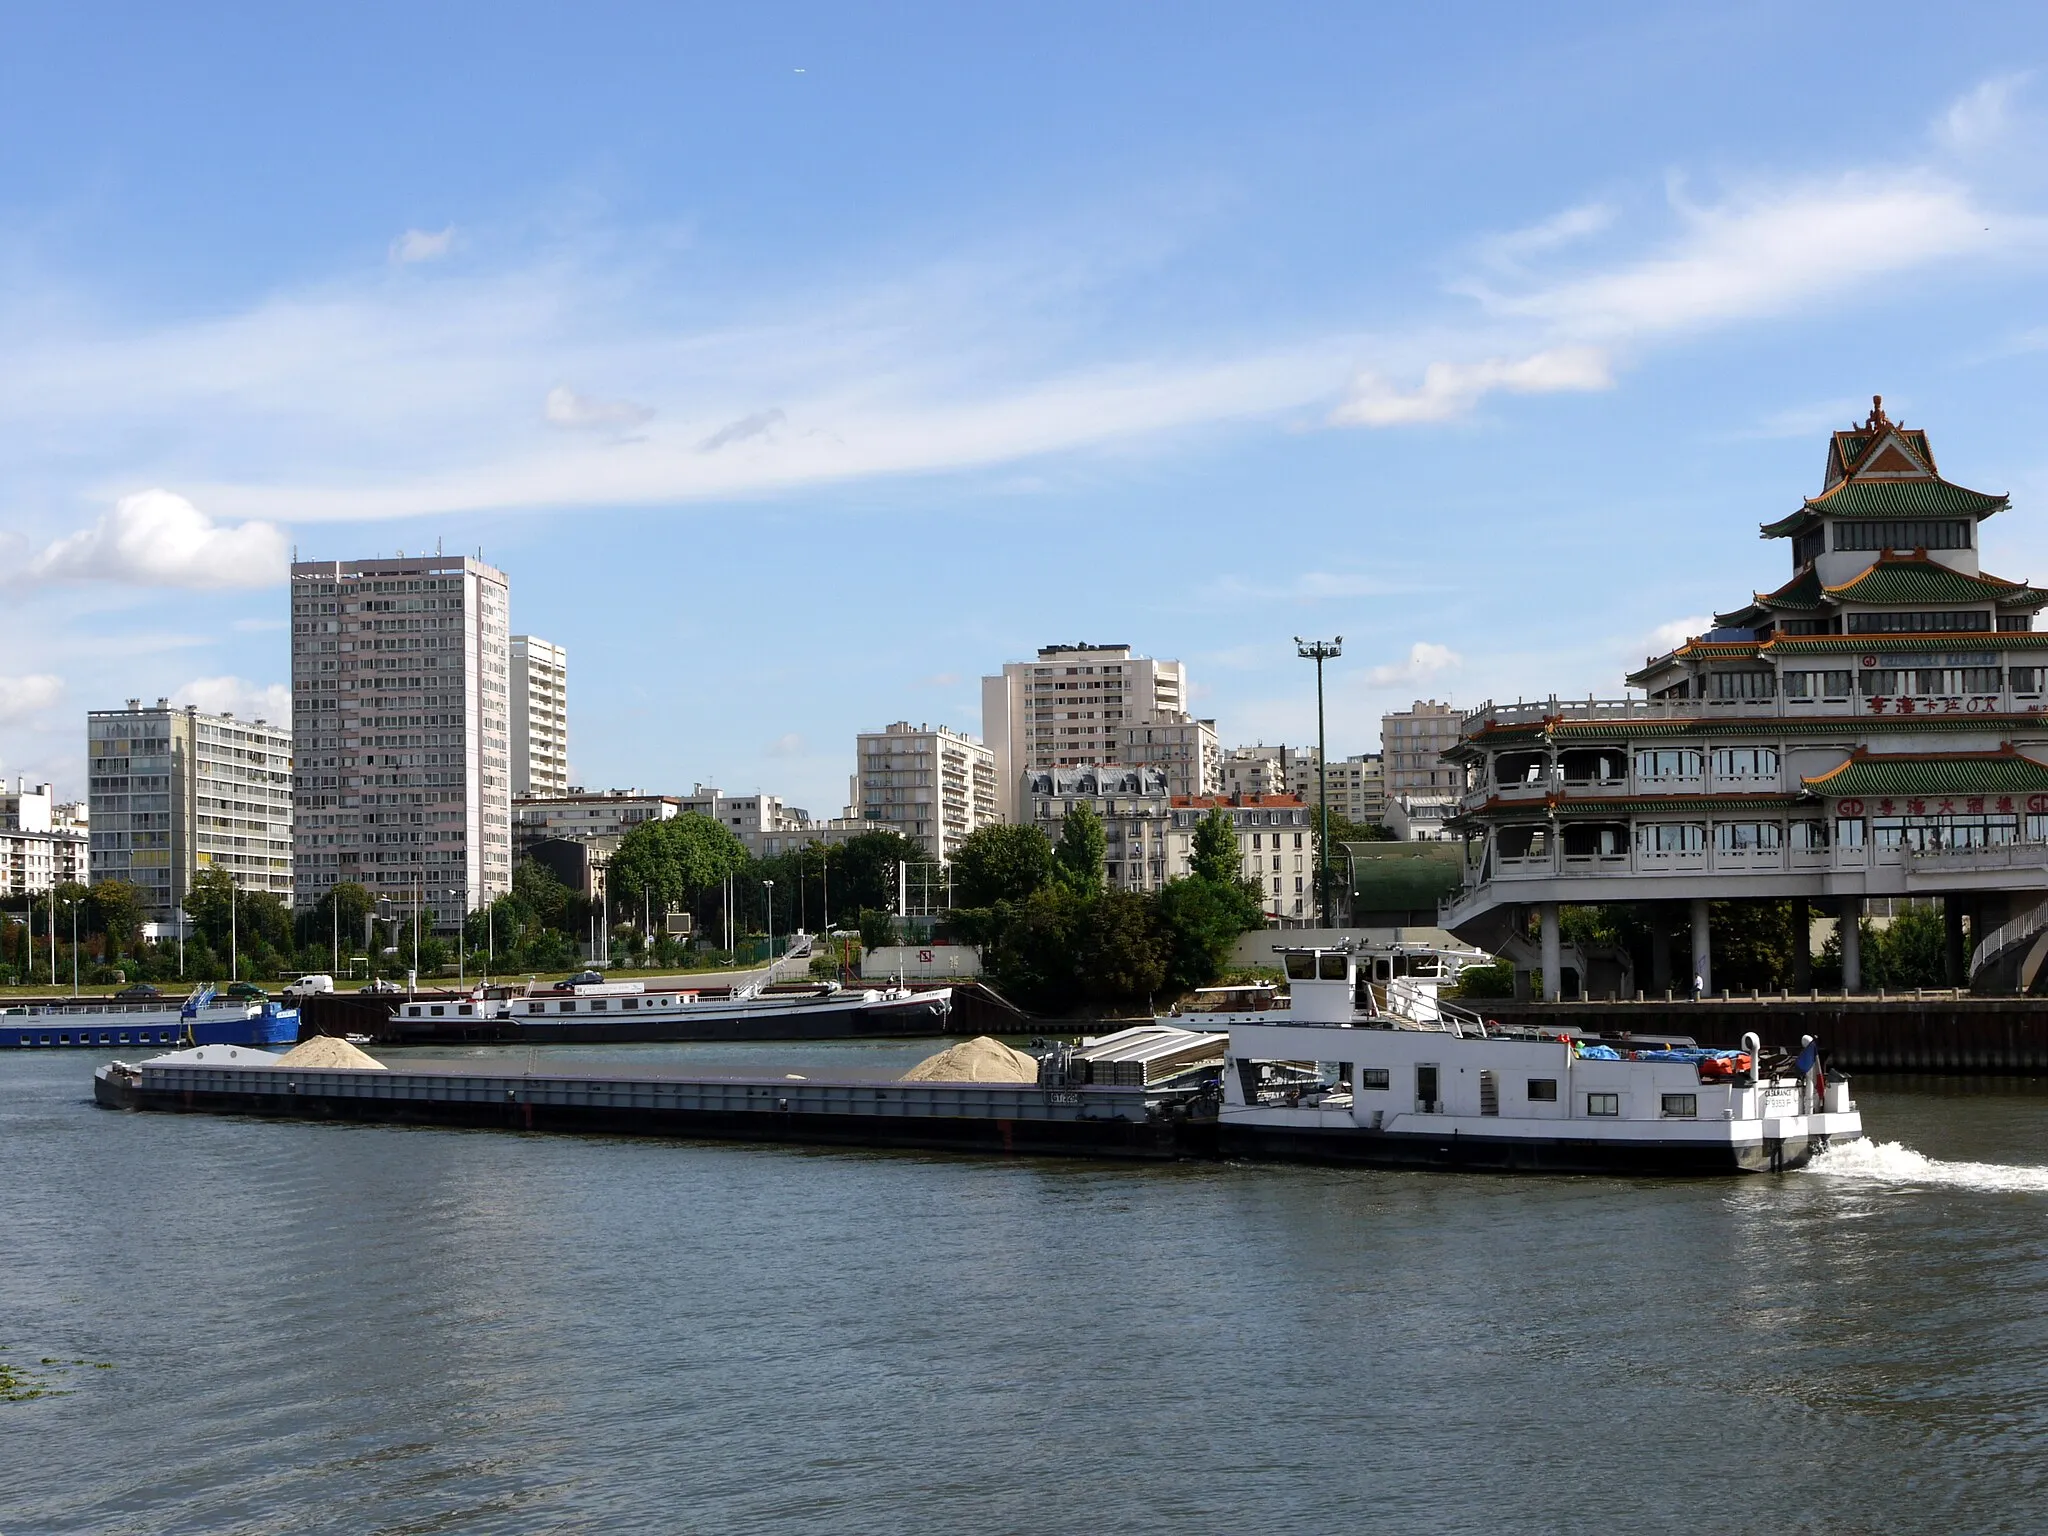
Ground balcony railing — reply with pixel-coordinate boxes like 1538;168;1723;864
1464;691;2048;732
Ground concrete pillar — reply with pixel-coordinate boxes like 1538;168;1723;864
1944;899;1965;987
1841;897;1862;993
1649;912;1672;992
1539;901;1562;1003
1690;896;1712;996
1791;896;1811;990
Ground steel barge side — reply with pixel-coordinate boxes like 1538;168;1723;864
93;1059;1206;1161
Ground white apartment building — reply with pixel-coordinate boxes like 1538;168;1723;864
982;642;1191;820
0;779;88;896
290;554;512;931
514;788;678;853
678;784;810;839
853;722;999;861
510;635;568;797
1119;717;1221;799
1383;700;1466;794
1023;769;1314;920
1224;746;1386;825
88;700;294;917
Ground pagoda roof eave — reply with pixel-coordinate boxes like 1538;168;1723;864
1801;748;2048;798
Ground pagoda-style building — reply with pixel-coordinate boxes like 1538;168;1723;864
1441;397;2048;998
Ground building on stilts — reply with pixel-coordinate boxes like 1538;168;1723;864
1440;397;2048;999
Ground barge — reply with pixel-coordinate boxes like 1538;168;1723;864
379;979;953;1045
1207;947;1862;1174
92;1052;1200;1160
5;988;299;1051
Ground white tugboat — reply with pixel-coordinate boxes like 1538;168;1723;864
1209;946;1862;1174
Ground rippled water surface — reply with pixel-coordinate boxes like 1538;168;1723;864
5;1046;2047;1534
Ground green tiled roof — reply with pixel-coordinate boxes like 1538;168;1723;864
1766;632;2048;654
1761;478;2009;538
1826;557;2048;609
1802;751;2048;798
1717;568;1822;627
1558;795;1798;816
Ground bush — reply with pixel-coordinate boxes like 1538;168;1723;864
1452;960;1515;999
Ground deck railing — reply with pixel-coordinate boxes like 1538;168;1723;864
1464;692;2048;732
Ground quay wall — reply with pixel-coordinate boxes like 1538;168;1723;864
1473;996;2048;1073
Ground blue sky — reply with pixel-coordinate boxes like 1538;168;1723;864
7;3;2048;815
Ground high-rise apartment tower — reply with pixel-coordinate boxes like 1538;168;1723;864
511;635;569;797
289;554;512;930
981;643;1189;821
87;699;293;918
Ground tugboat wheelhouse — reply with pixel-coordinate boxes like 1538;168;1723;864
1442;397;2048;998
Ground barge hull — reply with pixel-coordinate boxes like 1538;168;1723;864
94;1065;1203;1161
1219;1124;1820;1175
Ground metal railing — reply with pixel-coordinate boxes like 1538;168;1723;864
1464;692;2048;732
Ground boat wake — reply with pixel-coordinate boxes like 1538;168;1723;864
1806;1139;2048;1194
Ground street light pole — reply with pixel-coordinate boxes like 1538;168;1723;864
1295;636;1343;929
763;879;775;970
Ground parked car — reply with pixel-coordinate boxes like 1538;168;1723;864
114;983;162;1000
552;970;606;992
282;974;336;999
359;979;402;994
223;982;269;1001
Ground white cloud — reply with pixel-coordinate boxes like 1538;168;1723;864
171;676;291;723
1937;74;2030;153
1474;202;1615;268
765;732;806;757
1367;641;1461;687
22;489;288;589
1646;615;1711;656
698;408;786;452
390;226;455;264
545;384;655;431
1333;346;1611;426
916;671;961;688
0;674;63;723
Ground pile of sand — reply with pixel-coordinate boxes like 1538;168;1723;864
899;1036;1040;1084
274;1035;387;1071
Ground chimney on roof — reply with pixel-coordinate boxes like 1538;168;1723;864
126;698;140;711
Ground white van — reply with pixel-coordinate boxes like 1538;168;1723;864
283;974;336;999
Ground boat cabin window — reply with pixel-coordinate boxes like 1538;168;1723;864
1527;1078;1558;1102
590;999;608;1011
1318;954;1346;980
1587;1093;1620;1117
1284;954;1315;981
1358;1068;1390;1090
430;1005;444;1017
560;1001;576;1012
1661;1094;1697;1118
623;998;639;1010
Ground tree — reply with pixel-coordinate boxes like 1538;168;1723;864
1053;802;1107;897
1078;888;1167;1005
834;831;934;917
1153;876;1255;993
857;907;897;953
983;886;1084;1014
951;823;1054;907
86;881;145;956
183;868;238;954
302;882;374;957
606;813;751;926
1189;807;1241;885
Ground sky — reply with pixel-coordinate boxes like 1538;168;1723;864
7;3;2048;815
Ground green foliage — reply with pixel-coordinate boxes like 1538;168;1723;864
1189;808;1241;885
1052;803;1107;897
606;813;751;924
1077;888;1166;1005
835;831;934;915
85;881;145;951
951;823;1054;907
1817;903;1947;989
1451;959;1516;999
857;907;896;952
1153;876;1254;994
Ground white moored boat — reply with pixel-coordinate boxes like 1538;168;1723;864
1206;946;1862;1175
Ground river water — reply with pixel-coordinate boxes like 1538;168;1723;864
3;1043;2047;1535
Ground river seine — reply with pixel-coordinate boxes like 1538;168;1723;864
4;1042;2046;1534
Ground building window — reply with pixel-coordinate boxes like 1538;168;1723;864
1635;823;1705;854
1836;817;1866;848
1586;1093;1620;1117
1789;821;1829;852
1527;1078;1558;1102
1846;610;1991;634
1782;671;1853;699
1832;518;1970;551
1715;821;1782;853
1634;749;1703;780
1661;1093;1698;1118
1712;747;1779;779
2013;668;2044;694
1710;671;1775;699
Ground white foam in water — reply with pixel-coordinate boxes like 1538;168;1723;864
1807;1138;2048;1194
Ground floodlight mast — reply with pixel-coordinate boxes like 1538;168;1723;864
1294;637;1343;928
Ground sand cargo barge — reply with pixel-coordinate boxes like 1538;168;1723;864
92;1053;1212;1160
